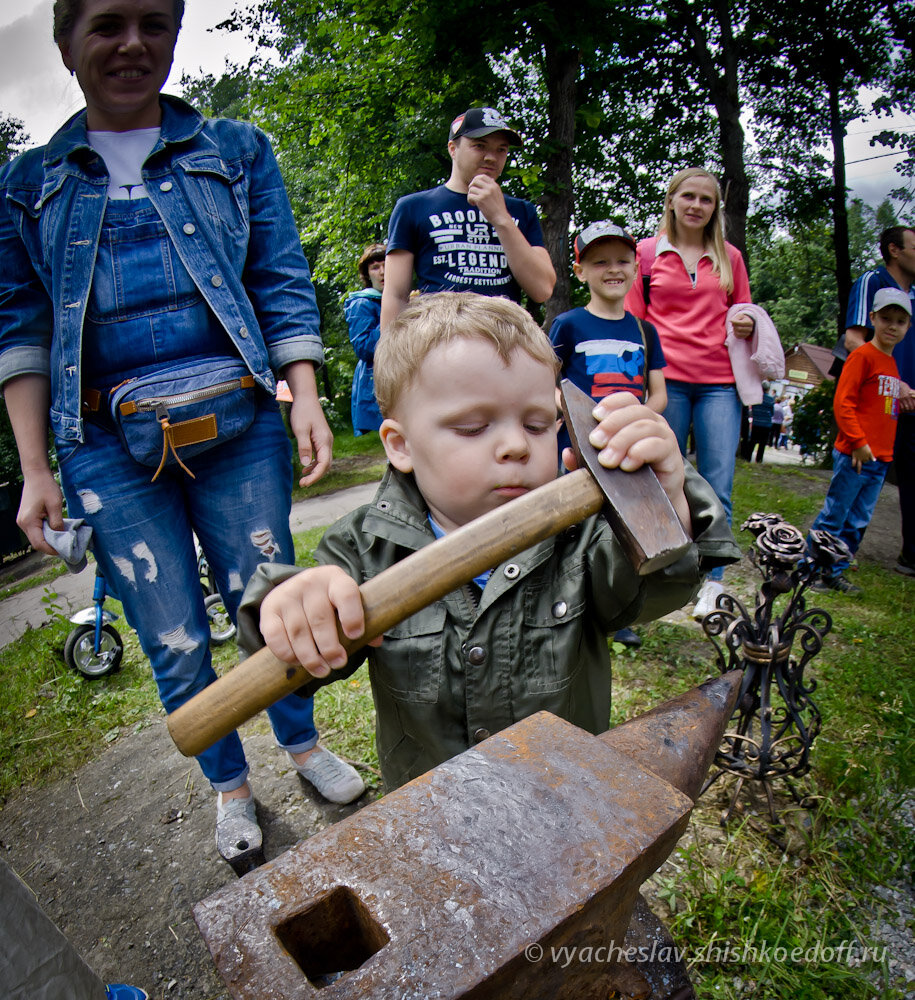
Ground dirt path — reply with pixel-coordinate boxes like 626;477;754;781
0;718;375;999
0;468;906;997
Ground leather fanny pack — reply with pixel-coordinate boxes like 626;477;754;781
108;357;258;480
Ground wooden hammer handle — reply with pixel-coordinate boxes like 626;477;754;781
167;470;604;757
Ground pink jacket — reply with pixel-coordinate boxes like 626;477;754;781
725;303;785;406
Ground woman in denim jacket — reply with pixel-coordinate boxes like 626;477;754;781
0;0;364;872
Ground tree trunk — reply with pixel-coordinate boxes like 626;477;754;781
540;41;579;331
828;74;851;340
668;1;749;268
718;108;749;265
711;0;748;264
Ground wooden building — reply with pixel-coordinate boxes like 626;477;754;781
781;343;836;395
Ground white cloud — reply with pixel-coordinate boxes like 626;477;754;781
0;1;81;143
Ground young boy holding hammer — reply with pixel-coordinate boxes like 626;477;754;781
238;293;738;790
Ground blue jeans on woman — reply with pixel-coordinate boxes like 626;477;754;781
808;448;889;576
663;381;741;583
57;400;318;792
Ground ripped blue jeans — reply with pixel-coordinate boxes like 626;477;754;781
56;400;317;790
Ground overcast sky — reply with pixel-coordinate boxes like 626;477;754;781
1;0;911;210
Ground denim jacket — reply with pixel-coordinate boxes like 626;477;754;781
238;463;740;789
0;95;323;442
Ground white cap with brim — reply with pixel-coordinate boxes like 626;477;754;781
873;286;913;316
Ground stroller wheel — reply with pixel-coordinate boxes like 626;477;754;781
64;623;123;678
205;593;236;646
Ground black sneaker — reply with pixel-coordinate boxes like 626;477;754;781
811;573;861;595
613;627;642;649
894;553;915;577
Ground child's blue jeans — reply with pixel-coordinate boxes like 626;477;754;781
808;448;889;576
56;401;318;791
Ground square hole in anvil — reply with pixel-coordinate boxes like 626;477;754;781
275;885;390;987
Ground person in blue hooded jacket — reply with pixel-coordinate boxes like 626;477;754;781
345;244;386;435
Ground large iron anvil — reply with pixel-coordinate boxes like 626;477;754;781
193;672;740;999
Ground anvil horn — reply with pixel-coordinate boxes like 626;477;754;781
600;669;744;802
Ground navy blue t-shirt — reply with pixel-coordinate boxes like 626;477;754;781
551;308;665;458
550;308;665;403
386;185;545;301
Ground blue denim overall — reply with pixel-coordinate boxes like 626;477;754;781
56;198;317;790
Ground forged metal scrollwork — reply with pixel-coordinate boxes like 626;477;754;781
700;514;851;824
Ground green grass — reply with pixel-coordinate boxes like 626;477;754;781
0;561;68;602
312;663;379;781
0;602;163;795
291;428;386;503
731;458;827;527
0;586;241;798
0;460;911;996
633;463;914;999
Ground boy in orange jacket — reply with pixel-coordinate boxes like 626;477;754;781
808;287;909;593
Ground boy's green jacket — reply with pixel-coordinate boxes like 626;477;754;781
238;465;740;790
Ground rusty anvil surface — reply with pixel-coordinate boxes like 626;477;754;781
168;380;691;759
193;672;740;1000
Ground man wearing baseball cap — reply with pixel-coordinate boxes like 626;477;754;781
839;228;915;577
380;107;555;328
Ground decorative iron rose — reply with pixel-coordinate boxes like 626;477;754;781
807;529;853;570
756;521;807;569
742;513;785;538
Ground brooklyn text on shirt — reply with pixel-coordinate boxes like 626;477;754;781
428;208;521;282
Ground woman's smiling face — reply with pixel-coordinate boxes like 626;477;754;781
58;0;178;131
670;174;718;234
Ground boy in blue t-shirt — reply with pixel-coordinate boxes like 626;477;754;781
550;221;667;650
550;221;667;445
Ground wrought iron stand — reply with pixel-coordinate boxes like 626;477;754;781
700;515;851;824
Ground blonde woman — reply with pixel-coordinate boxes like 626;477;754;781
626;168;754;617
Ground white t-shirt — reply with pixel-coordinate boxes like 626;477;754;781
87;127;160;200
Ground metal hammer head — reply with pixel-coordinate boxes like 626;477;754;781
560;379;691;574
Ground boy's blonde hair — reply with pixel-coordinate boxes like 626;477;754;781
658;167;734;294
375;292;560;416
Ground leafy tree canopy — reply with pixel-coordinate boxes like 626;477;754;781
0;115;28;166
189;1;912;424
